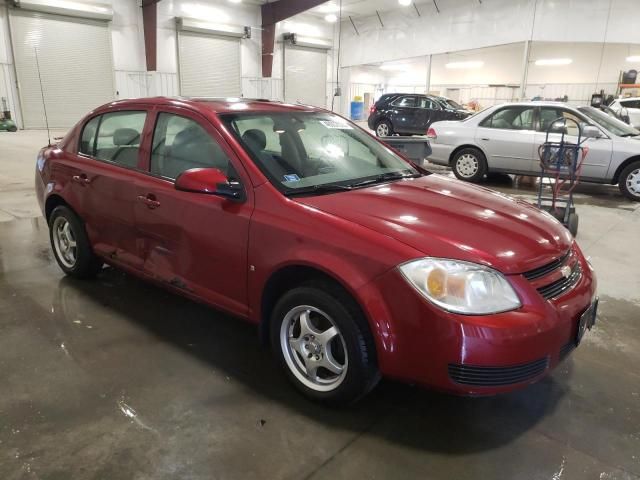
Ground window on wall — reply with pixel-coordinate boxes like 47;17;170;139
481;107;535;130
151;113;233;180
94;111;147;168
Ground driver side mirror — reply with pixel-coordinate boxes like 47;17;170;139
582;125;603;139
175;168;245;201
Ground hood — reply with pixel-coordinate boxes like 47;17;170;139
296;175;573;275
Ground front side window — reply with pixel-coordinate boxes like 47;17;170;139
482;107;534;130
151;113;232;180
79;116;100;156
221;112;419;195
539;108;586;136
95;111;147;168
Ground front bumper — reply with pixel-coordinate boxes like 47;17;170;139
357;249;597;395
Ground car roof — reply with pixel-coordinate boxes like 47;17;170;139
98;96;326;114
487;101;580;109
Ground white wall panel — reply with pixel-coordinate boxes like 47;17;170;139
115;70;178;99
284;45;327;108
10;9;114;128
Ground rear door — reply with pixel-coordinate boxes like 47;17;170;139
388;95;420;134
134;107;253;316
535;106;613;181
475;105;537;173
73;109;149;269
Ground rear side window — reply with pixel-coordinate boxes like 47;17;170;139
95;111;147;168
392;96;416;108
151;112;232;180
79;116;100;156
481;107;535;130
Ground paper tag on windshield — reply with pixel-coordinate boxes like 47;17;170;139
320;120;352;130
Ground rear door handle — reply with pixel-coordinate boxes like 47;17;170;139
137;194;161;209
72;174;91;185
480;138;490;141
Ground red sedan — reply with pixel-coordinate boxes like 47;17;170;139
35;97;597;404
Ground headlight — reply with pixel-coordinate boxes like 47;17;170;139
398;258;521;315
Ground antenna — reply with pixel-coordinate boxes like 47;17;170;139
34;48;52;146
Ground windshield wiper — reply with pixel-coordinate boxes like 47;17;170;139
347;171;422;188
284;183;353;197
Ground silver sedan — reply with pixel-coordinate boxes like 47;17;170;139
427;101;640;201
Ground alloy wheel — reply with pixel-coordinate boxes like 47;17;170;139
376;123;389;137
456;153;479;178
52;216;78;269
626;168;640;196
280;305;348;392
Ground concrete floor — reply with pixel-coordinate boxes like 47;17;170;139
1;130;640;480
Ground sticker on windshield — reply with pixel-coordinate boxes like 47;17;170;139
284;174;300;182
320;120;353;130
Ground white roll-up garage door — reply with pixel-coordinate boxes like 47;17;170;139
178;31;241;97
284;45;327;108
10;9;114;129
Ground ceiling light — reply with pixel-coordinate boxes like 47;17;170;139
445;61;484;69
228;0;241;3
398;0;412;5
318;2;340;13
534;58;573;66
626;55;640;62
324;13;338;22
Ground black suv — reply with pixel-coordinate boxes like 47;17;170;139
368;94;472;137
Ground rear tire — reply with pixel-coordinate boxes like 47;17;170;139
375;119;394;137
451;147;487;183
568;212;579;237
270;281;380;405
49;206;103;279
619;161;640;201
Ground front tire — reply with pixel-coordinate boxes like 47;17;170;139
270;281;379;405
49;206;103;278
451;147;488;183
619;161;640;201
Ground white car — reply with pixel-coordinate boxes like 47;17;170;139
609;97;640;129
427;102;640;201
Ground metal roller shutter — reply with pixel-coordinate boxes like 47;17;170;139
178;31;241;98
10;9;114;129
284;45;327;108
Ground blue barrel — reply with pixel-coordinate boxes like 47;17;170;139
350;101;364;120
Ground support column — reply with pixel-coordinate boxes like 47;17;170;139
520;40;531;100
142;0;160;72
425;54;432;94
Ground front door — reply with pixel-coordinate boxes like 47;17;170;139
134;108;253;316
536;107;613;181
475;105;537;173
73;109;148;269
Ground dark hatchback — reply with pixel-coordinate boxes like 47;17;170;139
368;93;472;137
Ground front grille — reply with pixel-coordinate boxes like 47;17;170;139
559;342;575;361
448;357;549;386
523;250;571;281
537;263;582;300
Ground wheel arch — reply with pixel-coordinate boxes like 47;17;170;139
44;194;72;224
611;155;640;185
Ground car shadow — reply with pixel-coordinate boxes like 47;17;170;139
44;267;571;455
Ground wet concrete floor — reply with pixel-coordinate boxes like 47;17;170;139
1;133;639;479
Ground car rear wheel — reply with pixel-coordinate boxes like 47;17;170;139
49;206;103;278
375;120;393;137
619;161;640;201
452;148;487;183
270;282;379;405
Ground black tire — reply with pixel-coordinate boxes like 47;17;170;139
49;205;102;279
375;119;394;137
451;147;488;183
270;280;380;405
568;212;579;237
8;126;17;132
618;161;640;201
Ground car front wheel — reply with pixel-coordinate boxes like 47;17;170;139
452;147;487;183
270;282;379;405
619;161;640;201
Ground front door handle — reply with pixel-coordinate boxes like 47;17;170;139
137;194;161;209
72;174;91;185
480;138;490;141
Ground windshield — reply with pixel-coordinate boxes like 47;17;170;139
443;98;463;110
221;112;419;195
578;106;640;137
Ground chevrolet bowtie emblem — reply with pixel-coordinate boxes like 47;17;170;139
560;265;572;278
